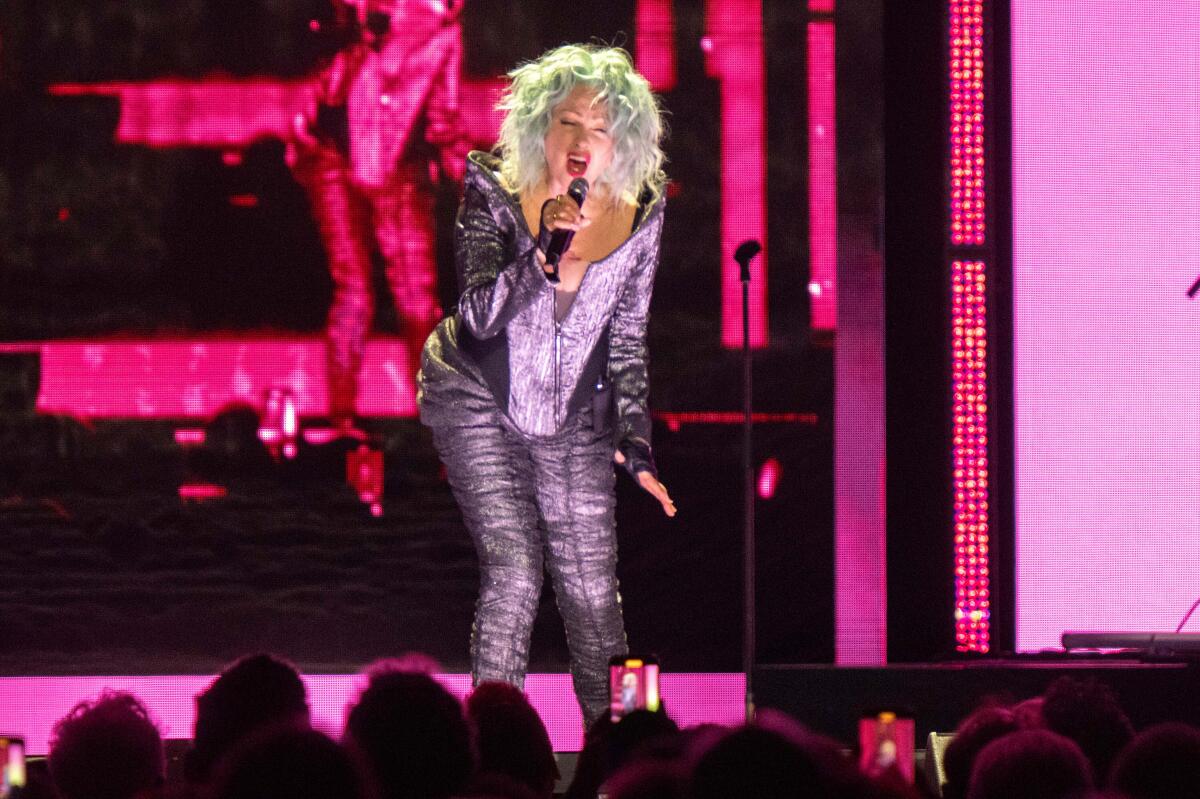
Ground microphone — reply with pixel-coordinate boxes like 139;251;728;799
734;240;762;283
544;177;589;284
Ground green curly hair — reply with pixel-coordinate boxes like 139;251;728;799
495;44;666;204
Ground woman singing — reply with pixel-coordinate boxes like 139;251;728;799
417;44;675;725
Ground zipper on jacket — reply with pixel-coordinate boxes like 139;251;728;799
554;319;562;429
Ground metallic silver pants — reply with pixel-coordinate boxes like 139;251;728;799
431;407;628;726
293;146;441;421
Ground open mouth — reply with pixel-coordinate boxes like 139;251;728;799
566;155;589;177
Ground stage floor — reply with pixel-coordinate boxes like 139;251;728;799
754;659;1200;743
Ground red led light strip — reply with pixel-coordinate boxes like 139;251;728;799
949;1;986;247
654;410;818;432
950;260;988;647
951;260;990;652
949;1;990;653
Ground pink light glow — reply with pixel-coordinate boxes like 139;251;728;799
49;77;505;150
34;337;418;419
0;673;745;755
1012;2;1200;651
949;2;986;247
951;260;990;653
173;429;205;445
50;79;313;148
807;20;837;331
809;0;835;12
347;446;384;505
178;483;228;501
705;0;768;349
636;0;677;92
654;411;819;432
757;457;781;499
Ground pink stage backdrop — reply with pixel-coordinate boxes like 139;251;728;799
1011;3;1200;651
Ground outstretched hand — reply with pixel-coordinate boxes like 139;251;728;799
614;450;677;517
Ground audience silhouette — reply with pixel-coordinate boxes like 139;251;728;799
211;724;370;799
465;681;558;799
344;660;474;799
185;653;311;786
48;690;165;799
967;729;1093;799
30;650;1200;799
1109;722;1200;799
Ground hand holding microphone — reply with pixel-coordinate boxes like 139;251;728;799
539;177;590;283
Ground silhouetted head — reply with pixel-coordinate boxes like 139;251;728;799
942;706;1021;799
562;714;612;799
465;681;558;799
211;724;371;799
459;771;541;799
1041;677;1134;782
606;709;680;777
967;729;1093;799
1110;722;1200;799
606;760;689;799
690;712;863;799
1013;695;1045;728
48;690;164;799
562;707;682;799
344;664;474;799
186;653;310;784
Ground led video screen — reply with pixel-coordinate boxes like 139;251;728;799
0;1;858;673
1012;2;1200;651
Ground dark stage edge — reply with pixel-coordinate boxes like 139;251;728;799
754;658;1200;744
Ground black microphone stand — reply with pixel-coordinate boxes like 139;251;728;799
735;239;762;723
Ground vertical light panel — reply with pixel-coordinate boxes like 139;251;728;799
949;2;986;247
636;0;677;92
948;0;990;653
826;0;885;666
807;18;837;331
951;260;991;653
705;0;768;348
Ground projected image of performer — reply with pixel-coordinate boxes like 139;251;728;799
293;0;467;429
418;45;676;726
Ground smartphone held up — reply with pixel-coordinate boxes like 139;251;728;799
858;710;915;783
609;655;661;723
0;737;25;799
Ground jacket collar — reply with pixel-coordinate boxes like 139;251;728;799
465;150;666;234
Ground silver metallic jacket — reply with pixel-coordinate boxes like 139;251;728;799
418;151;665;473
